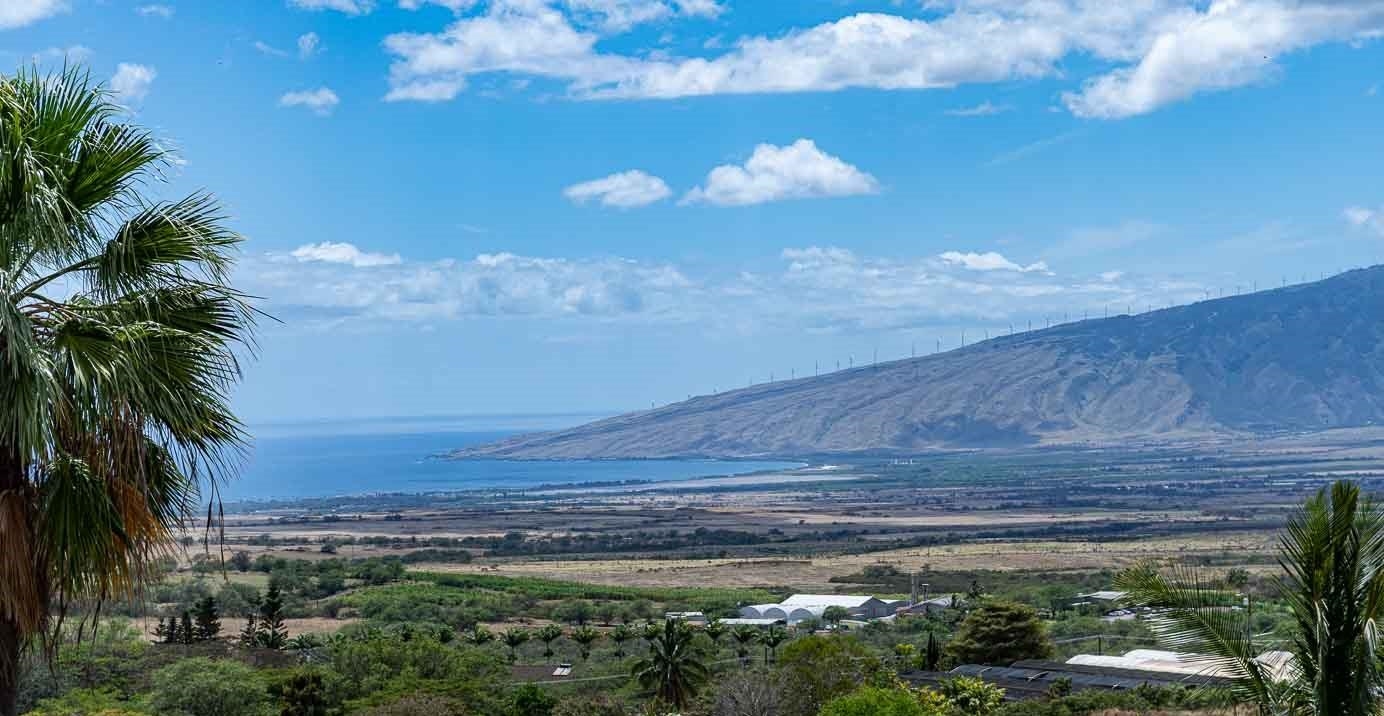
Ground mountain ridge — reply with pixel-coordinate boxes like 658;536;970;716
453;266;1384;459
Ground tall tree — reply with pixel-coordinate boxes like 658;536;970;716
631;617;708;710
702;619;727;652
944;601;1052;666
257;585;288;649
761;626;788;665
464;624;494;647
924;631;941;671
571;625;600;661
536;624;563;659
610;623;634;657
178;611;194;645
192;596;220;641
1118;480;1384;716
501;628;530;663
730;625;759;663
0;66;257;715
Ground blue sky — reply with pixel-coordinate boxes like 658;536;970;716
8;0;1384;422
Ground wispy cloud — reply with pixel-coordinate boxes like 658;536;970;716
298;31;321;58
254;40;290;57
288;0;374;14
279;87;340;116
135;4;174;18
240;243;1206;334
986;131;1080;167
564;170;671;208
1345;205;1384;237
945;101;1010;117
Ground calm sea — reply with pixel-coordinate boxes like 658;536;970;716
220;415;800;503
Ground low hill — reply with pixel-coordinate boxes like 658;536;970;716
454;266;1384;459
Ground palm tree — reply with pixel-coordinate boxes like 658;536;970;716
632;617;708;710
761;625;788;664
500;628;530;663
1117;480;1384;716
610;623;634;657
640;619;663;648
731;625;759;664
571;625;601;660
536;624;563;658
703;618;727;654
464;624;495;647
0;66;257;716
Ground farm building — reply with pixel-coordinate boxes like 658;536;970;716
740;594;906;623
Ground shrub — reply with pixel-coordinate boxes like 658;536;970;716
148;658;270;716
27;688;150;716
818;687;946;716
359;695;468;716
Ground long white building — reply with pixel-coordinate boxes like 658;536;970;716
739;594;905;623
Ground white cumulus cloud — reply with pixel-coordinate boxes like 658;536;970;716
564;170;672;208
0;0;66;29
682;139;878;207
111;63;156;104
381;0;1384;120
1063;1;1384;119
279;87;340;115
290;242;402;267
939;251;1051;274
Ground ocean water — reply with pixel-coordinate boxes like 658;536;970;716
220;415;800;502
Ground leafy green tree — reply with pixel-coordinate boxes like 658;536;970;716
550;694;628;716
509;683;556;716
1118;480;1384;716
230;551;253;573
0;65;258;716
774;635;875;716
570;625;600;661
944;601;1052;666
730;625;759;663
553;600;593;626
271;670;333;716
822;606;851;627
631;617;708;710
937;676;1004;716
536;624;563;659
193;596;221;642
819;686;946;716
609;624;634;657
258;585;289;649
502;628;531;663
150;658;270;716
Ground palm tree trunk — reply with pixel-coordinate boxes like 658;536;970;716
0;444;27;716
0;618;18;716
